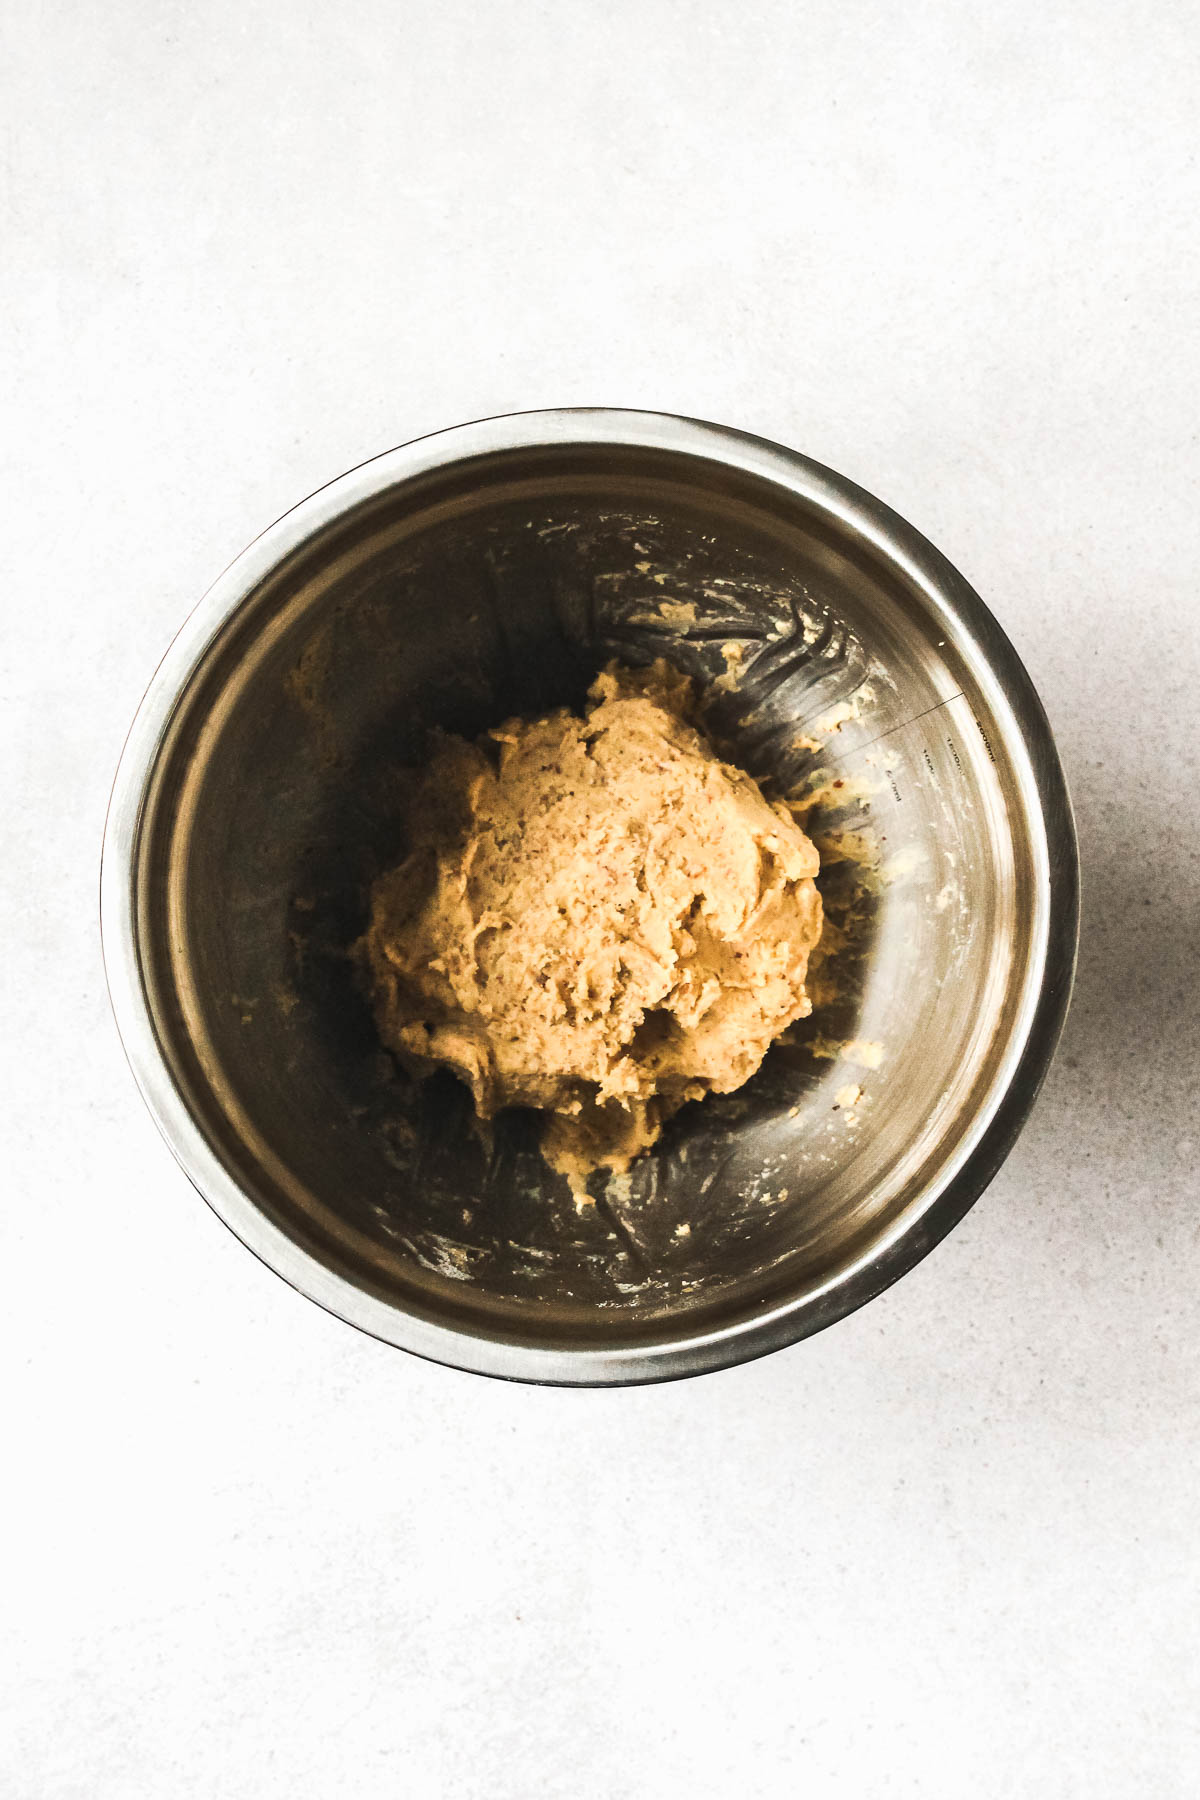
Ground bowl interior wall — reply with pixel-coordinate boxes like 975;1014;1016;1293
137;445;1031;1349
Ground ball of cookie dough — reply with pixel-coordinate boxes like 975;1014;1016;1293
361;660;823;1184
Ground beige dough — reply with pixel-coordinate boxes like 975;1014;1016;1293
361;660;822;1185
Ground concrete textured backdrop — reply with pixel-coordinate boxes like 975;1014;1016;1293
3;2;1198;1794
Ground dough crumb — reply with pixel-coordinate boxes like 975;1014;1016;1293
360;660;823;1184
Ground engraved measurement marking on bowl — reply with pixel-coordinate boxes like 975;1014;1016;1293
833;692;966;763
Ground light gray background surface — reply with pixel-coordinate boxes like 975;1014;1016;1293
4;3;1199;1795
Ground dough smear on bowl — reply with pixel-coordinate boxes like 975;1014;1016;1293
361;660;822;1187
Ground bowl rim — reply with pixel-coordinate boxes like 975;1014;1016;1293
100;407;1080;1385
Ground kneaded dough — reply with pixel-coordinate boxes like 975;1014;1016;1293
361;660;822;1184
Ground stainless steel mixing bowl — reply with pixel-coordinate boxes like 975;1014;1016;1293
102;410;1078;1383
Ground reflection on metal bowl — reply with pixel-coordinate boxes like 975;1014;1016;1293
101;410;1078;1383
